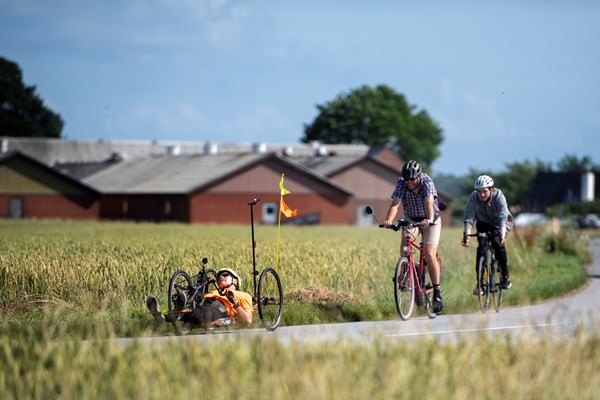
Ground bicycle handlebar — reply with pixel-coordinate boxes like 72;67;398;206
463;230;501;242
379;214;440;231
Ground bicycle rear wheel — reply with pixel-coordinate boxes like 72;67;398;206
168;270;194;335
393;257;415;320
257;267;283;331
492;260;503;312
476;256;491;313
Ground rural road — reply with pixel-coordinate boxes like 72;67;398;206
121;238;600;347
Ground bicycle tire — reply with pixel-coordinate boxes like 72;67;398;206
168;270;194;335
492;259;503;312
476;256;491;313
424;253;442;319
257;267;283;331
394;257;415;320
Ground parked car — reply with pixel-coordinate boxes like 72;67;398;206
513;213;548;227
575;214;600;229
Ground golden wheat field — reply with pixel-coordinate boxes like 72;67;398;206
0;220;597;399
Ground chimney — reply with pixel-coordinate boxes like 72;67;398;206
581;171;595;201
204;142;218;155
166;145;180;156
253;142;267;154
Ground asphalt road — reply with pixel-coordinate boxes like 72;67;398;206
120;238;600;347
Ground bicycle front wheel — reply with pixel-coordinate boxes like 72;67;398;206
492;259;503;312
168;270;194;335
394;257;415;320
476;256;491;313
257;267;283;331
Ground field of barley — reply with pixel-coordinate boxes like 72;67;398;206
0;220;597;399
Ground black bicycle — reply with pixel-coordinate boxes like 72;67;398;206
165;198;284;335
465;231;503;313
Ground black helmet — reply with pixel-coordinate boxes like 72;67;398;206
402;160;421;180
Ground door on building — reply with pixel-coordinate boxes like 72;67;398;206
262;202;277;224
356;205;373;226
10;198;23;219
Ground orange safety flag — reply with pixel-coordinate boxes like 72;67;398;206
279;175;297;217
280;196;297;218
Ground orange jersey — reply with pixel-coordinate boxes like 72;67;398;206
204;289;253;318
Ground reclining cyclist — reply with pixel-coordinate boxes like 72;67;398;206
461;175;513;294
147;268;253;327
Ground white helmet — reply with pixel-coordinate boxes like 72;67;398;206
474;175;494;189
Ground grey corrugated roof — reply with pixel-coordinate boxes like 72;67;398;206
82;151;353;195
0;137;371;165
83;152;266;193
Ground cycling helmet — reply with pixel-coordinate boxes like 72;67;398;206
474;175;494;189
402;160;422;180
217;268;241;290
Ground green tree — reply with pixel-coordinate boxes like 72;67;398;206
302;85;443;169
556;154;599;172
0;56;63;138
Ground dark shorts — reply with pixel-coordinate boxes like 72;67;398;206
184;298;229;326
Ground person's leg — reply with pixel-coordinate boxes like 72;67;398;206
491;234;511;288
423;221;443;313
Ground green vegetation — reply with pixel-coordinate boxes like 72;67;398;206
0;220;595;398
2;325;600;399
0;220;591;336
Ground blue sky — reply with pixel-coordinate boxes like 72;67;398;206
1;0;599;176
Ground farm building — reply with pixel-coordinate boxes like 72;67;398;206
0;137;452;225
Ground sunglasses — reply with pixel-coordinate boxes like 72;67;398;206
218;272;231;278
406;177;418;182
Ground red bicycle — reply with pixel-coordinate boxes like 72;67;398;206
366;205;443;320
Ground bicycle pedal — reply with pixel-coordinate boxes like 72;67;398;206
425;284;432;290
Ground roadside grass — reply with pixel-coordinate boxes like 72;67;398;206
0;220;597;398
2;320;600;399
0;220;592;338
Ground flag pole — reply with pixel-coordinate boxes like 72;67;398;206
275;173;284;271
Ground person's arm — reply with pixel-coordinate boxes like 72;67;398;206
496;190;510;244
462;192;476;247
421;196;435;228
384;198;401;226
233;301;252;325
225;290;253;324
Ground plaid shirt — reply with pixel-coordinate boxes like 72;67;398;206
391;172;439;219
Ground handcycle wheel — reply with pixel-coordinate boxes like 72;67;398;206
168;270;194;335
257;267;283;331
476;256;491;313
393;257;415;320
424;253;442;319
492;260;503;312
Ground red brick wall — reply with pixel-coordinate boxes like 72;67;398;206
0;194;99;220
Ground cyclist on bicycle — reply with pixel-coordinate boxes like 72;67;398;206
461;175;513;293
383;160;444;314
147;268;253;326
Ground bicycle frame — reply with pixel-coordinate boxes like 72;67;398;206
465;230;502;313
388;219;440;320
400;226;430;300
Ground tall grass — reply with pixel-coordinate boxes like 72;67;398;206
0;220;596;398
0;219;591;336
1;320;600;399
